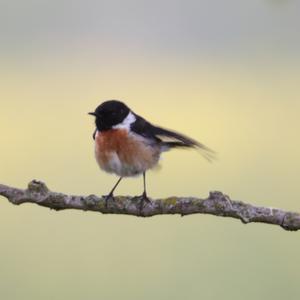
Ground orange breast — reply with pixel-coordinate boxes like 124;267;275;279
94;129;160;176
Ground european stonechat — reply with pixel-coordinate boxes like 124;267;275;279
89;100;215;207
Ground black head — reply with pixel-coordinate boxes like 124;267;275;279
89;100;130;131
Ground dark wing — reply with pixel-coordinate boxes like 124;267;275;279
130;114;162;143
131;114;216;162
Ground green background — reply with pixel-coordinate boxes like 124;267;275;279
1;1;299;299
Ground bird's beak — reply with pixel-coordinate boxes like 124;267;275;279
88;112;97;116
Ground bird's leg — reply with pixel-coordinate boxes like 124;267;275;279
142;171;148;199
139;172;151;211
103;177;123;208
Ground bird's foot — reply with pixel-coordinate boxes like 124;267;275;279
133;192;151;214
102;193;115;208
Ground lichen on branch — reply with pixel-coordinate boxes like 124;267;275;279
0;180;299;231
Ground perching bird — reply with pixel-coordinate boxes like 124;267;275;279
89;100;215;207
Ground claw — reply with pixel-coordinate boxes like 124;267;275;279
138;192;151;212
102;193;114;208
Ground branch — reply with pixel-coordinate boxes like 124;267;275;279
0;180;299;231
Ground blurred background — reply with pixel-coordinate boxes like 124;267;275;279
1;0;300;299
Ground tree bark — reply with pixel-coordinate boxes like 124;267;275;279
0;180;299;231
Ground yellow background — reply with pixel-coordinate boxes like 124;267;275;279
1;1;300;299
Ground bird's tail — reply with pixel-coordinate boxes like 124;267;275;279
156;126;216;162
162;141;216;162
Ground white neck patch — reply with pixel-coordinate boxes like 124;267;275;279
112;111;136;130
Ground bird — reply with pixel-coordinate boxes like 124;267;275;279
89;100;215;208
